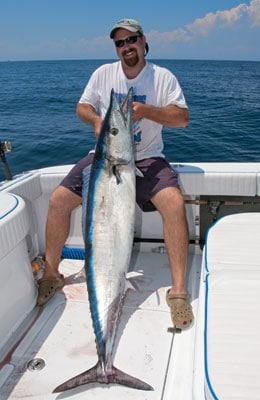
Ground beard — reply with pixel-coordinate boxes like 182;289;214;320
122;48;139;67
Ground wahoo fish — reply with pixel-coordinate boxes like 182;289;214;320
54;88;153;393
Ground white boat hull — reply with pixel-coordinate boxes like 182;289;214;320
1;162;260;399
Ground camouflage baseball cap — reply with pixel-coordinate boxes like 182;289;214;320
110;18;144;38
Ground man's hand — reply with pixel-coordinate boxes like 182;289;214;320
77;103;103;138
132;101;144;123
93;117;103;139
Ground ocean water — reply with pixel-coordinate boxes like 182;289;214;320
0;59;259;181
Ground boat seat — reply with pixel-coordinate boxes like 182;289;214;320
0;193;37;360
3;164;258;198
0;193;29;259
37;163;259;197
257;172;260;196
200;213;260;400
2;173;43;259
174;164;257;196
2;172;42;201
205;213;260;272
39;165;74;193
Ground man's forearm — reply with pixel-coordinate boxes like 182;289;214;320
76;103;103;137
76;103;99;125
134;103;189;128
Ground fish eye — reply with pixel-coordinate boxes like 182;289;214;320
110;127;118;136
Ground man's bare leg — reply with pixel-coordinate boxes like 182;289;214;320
37;186;82;305
151;186;193;328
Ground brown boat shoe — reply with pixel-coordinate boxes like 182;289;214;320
166;290;194;329
37;275;65;306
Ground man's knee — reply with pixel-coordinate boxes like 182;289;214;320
49;185;81;212
153;186;184;208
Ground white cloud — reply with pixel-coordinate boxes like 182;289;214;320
187;4;247;36
68;0;259;60
70;0;260;58
146;0;260;43
147;28;191;44
248;0;260;26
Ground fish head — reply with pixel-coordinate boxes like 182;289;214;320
99;88;134;166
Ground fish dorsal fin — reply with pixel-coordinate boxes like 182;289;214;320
120;87;133;126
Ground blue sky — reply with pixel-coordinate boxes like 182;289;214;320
0;0;259;61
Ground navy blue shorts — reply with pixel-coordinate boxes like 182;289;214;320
60;153;180;212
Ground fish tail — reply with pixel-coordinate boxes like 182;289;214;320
53;364;97;393
53;362;153;393
109;365;153;391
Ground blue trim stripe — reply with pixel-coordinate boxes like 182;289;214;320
0;194;19;220
204;273;219;399
204;215;227;273
204;222;220;400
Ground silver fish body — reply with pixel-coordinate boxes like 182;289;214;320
54;88;153;393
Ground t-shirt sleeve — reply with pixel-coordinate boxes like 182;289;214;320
167;74;188;109
157;67;188;109
78;68;101;110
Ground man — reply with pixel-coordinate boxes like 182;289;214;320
37;18;194;330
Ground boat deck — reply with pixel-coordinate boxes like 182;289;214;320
2;164;260;399
0;245;202;400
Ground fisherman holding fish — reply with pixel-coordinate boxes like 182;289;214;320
37;18;194;331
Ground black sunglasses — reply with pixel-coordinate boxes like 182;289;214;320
114;35;140;48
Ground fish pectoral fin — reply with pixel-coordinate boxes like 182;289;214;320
112;165;122;184
135;166;144;177
125;276;138;292
125;271;145;291
53;363;153;392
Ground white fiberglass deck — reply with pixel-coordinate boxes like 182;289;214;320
0;246;202;400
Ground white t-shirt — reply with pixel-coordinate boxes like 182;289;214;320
79;61;188;161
